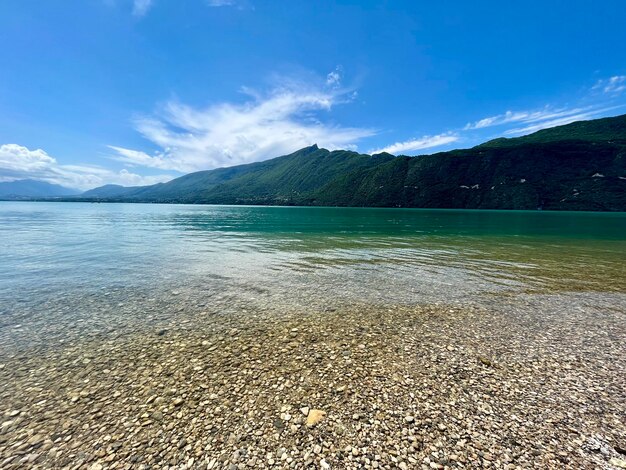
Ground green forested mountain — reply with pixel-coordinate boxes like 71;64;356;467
82;145;396;204
477;113;626;148
79;114;626;211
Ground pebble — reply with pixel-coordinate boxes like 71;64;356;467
305;409;326;427
0;303;623;470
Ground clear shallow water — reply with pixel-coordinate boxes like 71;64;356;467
1;202;625;351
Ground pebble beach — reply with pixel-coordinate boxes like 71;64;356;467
1;296;625;469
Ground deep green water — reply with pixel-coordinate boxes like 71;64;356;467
1;202;625;350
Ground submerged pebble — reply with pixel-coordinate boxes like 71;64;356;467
0;302;625;469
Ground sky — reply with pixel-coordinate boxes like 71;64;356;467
1;0;626;190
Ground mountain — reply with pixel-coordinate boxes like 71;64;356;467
477;113;626;148
81;145;396;204
81;184;149;199
79;114;626;211
0;179;80;199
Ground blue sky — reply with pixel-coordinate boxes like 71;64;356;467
1;0;626;190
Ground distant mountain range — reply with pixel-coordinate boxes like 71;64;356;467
6;114;626;210
0;179;80;199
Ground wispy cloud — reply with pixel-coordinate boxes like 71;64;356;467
369;134;459;155
326;66;342;88
0;144;173;190
110;74;375;172
108;146;173;170
206;0;252;8
132;0;153;17
503;105;625;135
464;74;626;135
593;75;626;95
463;107;594;130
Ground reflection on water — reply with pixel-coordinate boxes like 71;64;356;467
1;202;625;351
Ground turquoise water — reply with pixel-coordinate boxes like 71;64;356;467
1;202;625;351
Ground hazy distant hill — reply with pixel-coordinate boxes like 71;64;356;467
0;179;80;199
79;114;626;211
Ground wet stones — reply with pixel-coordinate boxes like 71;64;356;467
0;302;624;469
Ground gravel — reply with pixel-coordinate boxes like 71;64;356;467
0;301;624;469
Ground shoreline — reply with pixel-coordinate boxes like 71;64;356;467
3;200;626;215
1;302;625;469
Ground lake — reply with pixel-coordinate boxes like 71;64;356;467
1;202;625;351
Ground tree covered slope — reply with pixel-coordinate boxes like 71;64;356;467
78;114;626;211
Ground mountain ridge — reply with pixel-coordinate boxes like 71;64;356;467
18;114;626;211
0;179;80;199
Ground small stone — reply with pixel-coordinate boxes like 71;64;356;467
610;459;626;469
172;398;184;407
305;409;326;427
405;415;415;423
27;435;43;446
300;406;310;416
478;355;493;367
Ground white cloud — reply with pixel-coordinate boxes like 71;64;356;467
369;134;459;155
592;75;626;95
132;0;153;16
107;146;174;170
206;0;252;9
462;74;626;137
206;0;236;6
504;105;625;135
109;77;375;172
463;107;592;130
326;66;342;88
0;144;173;190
